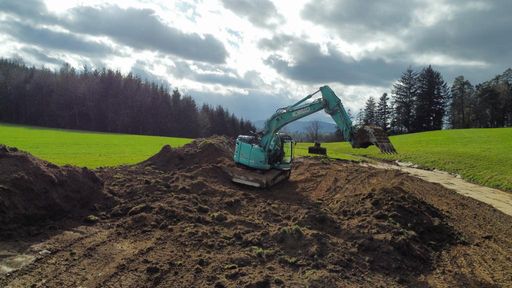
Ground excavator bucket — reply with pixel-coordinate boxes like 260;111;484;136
223;165;291;188
308;142;327;155
351;125;397;154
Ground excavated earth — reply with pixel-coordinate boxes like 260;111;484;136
0;137;511;287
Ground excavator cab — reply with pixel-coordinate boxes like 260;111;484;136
229;133;294;188
282;136;293;164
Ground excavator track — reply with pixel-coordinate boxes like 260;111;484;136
223;165;291;188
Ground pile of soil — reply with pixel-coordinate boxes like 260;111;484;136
0;145;106;236
140;136;234;171
1;137;511;287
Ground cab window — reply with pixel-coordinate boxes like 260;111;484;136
282;140;293;164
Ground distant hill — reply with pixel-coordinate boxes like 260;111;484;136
254;120;337;134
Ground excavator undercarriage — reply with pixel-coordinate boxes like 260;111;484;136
224;165;291;188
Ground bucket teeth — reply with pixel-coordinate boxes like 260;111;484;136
376;142;397;154
369;127;397;154
352;125;397;154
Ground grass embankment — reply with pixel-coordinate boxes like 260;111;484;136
297;128;512;191
0;123;192;168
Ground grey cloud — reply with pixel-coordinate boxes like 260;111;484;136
221;0;284;28
0;1;228;64
171;61;262;88
1;20;114;57
0;0;51;23
265;40;405;86
258;34;294;50
408;1;512;83
130;60;170;86
410;1;512;64
195;71;258;88
20;47;63;66
63;5;228;63
190;89;292;121
302;0;420;39
190;88;337;123
301;0;512;84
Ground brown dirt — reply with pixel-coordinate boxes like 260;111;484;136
363;161;512;217
0;145;108;238
0;137;511;287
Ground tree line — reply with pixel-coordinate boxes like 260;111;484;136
0;59;255;138
359;65;512;133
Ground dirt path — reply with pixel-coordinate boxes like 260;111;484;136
363;160;512;216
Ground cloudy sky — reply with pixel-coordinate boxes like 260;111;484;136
1;0;510;121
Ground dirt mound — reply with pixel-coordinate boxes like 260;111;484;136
333;186;460;272
1;137;511;287
140;136;234;171
0;145;106;236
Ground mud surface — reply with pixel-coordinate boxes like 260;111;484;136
364;161;512;217
1;137;511;287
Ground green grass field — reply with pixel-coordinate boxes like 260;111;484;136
297;128;512;191
1;123;511;191
0;123;192;168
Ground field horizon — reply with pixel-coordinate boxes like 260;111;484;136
1;123;511;191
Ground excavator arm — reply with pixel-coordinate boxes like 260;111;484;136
259;85;396;154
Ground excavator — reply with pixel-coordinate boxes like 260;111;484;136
227;85;396;188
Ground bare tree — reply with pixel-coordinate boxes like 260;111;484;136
306;120;321;142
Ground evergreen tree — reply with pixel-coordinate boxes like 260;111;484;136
450;76;474;128
376;93;390;130
0;58;255;138
391;67;418;133
480;68;512;127
363;97;377;125
414;65;449;131
355;109;364;126
474;85;502;128
346;108;353;122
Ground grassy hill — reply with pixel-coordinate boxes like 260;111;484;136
1;123;510;191
0;123;192;168
297;128;512;191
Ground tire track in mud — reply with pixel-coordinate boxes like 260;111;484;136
2;226;162;288
3;228;112;288
0;226;104;287
97;232;167;288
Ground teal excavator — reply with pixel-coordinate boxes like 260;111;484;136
227;85;396;188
